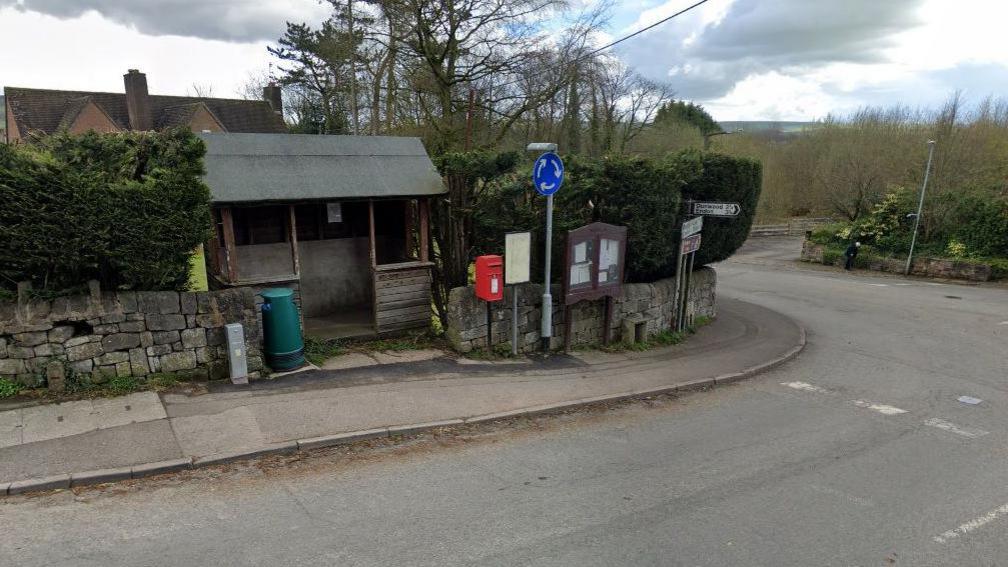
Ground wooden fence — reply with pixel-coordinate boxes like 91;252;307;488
749;217;833;237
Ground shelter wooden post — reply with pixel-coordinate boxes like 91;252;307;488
404;200;415;259
288;205;301;276
368;200;378;332
220;207;238;283
368;200;377;269
419;198;430;262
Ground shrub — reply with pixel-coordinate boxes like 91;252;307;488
945;194;1008;258
0;129;212;295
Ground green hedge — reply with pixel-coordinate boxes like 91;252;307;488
0;129;212;294
472;150;761;283
681;152;762;267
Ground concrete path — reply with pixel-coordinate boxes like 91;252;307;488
0;297;803;486
0;392;166;449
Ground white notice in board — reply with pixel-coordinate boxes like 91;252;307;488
327;202;343;223
600;238;618;270
505;232;532;284
570;263;591;285
574;242;587;263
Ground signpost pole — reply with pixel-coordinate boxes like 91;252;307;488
674;200;692;332
512;289;519;356
683;251;696;328
677;253;689;332
541;193;554;352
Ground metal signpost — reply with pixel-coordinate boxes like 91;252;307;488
531;148;564;352
676;232;702;332
691;202;741;217
505;231;532;356
682;215;703;237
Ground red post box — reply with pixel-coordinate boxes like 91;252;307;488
474;255;504;301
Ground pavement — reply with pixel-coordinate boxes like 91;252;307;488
0;295;804;490
3;237;1008;565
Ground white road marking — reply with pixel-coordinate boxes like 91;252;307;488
851;400;908;415
999;321;1008;326
924;417;989;439
781;381;830;394
934;503;1008;544
867;283;889;287
957;395;983;405
894;283;913;286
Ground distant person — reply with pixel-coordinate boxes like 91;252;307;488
844;241;861;270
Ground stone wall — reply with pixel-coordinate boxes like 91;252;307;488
0;285;263;388
446;267;716;353
801;241;993;281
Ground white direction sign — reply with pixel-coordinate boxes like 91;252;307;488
692;202;741;217
682;216;703;237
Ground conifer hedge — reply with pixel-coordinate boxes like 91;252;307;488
0;129;212;294
472;149;762;283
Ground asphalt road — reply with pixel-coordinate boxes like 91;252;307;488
3;237;1007;567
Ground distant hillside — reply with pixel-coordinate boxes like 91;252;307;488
718;120;818;133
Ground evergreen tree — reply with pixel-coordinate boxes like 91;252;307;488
654;101;720;135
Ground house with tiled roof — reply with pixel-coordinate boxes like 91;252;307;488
4;69;286;143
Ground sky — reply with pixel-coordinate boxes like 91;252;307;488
1;0;1007;121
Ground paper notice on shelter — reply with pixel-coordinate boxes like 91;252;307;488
327;202;343;223
574;242;587;263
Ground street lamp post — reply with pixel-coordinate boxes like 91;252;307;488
905;140;936;276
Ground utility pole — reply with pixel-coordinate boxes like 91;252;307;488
905;140;936;276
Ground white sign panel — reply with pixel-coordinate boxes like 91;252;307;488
692;202;740;217
682;216;703;237
504;232;531;284
326;202;343;223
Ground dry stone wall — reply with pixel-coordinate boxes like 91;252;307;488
0;285;263;388
446;267;716;353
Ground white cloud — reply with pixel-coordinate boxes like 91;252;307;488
704;71;835;121
608;0;1008;120
2;0;328;42
0;7;273;97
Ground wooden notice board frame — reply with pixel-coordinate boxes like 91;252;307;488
562;222;628;349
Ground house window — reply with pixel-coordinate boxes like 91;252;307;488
233;205;288;245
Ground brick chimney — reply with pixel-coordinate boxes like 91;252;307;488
123;69;153;131
263;83;283;116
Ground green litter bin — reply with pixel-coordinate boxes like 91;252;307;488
260;288;306;371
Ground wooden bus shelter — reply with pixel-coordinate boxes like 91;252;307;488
197;133;446;338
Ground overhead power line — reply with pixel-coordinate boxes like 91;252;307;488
583;0;712;61
463;0;714;94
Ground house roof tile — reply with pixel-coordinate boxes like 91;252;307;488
4;87;285;137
